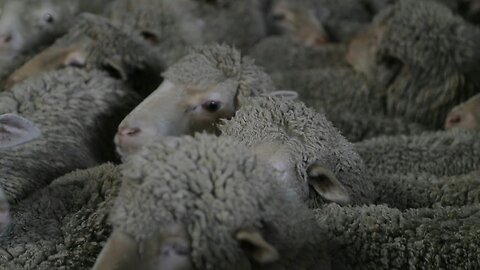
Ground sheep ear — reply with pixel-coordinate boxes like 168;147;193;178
92;230;141;270
307;163;350;204
103;55;128;80
63;49;87;68
236;228;279;264
0;114;41;149
267;90;298;101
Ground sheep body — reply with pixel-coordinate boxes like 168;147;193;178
248;36;348;74
316;203;480;270
0;163;120;269
356;129;480;176
372;170;480;209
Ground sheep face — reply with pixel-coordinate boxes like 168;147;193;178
94;135;330;270
445;94;480;130
268;0;330;47
114;79;238;156
5;14;163;90
0;113;41;236
0;0;75;61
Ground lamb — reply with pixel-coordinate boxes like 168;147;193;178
6;13;163;93
219;96;374;206
355;129;480;177
93;134;332;270
0;0;111;62
0;113;41;236
248;36;348;74
445;93;480;130
316;203;480;269
0;67;140;203
371;170;480;210
114;44;275;157
104;0;266;66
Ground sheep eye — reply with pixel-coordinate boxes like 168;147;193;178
201;100;221;113
43;13;54;23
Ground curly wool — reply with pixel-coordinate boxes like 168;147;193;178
45;13;163;90
328;112;428;142
163;44;275;104
371;170;480;209
356;129;480;177
272;67;382;116
0;68;140;202
248;36;348;74
105;0;265;65
219;96;374;206
0;164;120;270
374;0;480;127
316;203;480;269
111;134;328;270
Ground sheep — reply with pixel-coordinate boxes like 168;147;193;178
0;163;121;269
266;0;371;45
5;13;163;93
219;96;375;206
445;93;480;130
0;67;141;203
93;134;332;270
248;36;348;74
355;129;480;177
104;0;266;66
0;0;111;62
316;203;480;270
0;113;41;236
371;170;480;210
114;44;275;157
345;0;480;128
327;112;428;142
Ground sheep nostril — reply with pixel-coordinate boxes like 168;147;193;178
445;114;461;129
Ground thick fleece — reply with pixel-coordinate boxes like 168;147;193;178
356;129;480;177
372;170;480;209
108;134;330;270
0;164;121;270
328;112;428;142
272;67;381;116
372;0;480;128
248;36;348;74
105;0;266;65
316;203;480;270
7;13;163;93
0;68;140;202
219;96;374;206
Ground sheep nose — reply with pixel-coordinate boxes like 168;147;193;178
117;126;142;138
444;113;461;129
